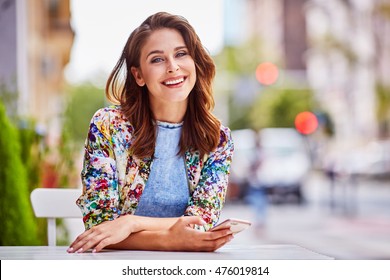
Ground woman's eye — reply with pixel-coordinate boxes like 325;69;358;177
151;57;163;63
176;51;187;57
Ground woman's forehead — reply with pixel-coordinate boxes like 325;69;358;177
141;28;187;54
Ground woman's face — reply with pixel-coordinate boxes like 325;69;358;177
131;28;196;112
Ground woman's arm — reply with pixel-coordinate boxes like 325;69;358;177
68;214;176;253
76;108;122;229
68;216;233;253
108;216;233;252
185;126;234;230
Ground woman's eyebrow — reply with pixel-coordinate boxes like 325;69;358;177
146;46;187;59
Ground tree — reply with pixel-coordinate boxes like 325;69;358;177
376;83;390;137
63;83;107;145
0;102;39;245
249;87;315;130
52;83;106;188
213;37;273;130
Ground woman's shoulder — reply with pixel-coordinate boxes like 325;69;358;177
214;124;233;153
219;124;233;144
91;105;128;123
92;105;123;119
91;105;134;131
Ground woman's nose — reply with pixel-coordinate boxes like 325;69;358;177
166;59;180;73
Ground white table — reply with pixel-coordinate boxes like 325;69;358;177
0;245;333;260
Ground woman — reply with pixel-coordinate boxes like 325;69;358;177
68;12;234;253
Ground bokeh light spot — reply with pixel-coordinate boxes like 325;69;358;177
295;111;318;135
255;62;279;85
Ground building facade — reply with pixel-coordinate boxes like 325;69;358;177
305;0;390;145
0;0;74;145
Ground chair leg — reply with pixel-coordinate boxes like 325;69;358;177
47;218;56;246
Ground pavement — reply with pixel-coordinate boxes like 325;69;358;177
220;171;390;260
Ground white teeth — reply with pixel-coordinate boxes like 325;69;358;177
164;78;184;85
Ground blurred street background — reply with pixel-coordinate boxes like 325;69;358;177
222;170;390;259
1;0;390;259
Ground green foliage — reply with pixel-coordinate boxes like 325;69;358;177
0;102;39;245
249;87;315;130
63;83;107;145
227;99;253;130
55;83;106;188
213;37;273;130
214;37;271;75
18;121;44;192
375;83;390;137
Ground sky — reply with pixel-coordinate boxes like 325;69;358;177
65;0;224;84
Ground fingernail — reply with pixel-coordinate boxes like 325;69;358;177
92;249;97;253
67;247;73;253
76;248;83;253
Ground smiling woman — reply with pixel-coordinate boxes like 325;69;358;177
68;12;234;253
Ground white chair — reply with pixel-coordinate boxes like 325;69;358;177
30;188;83;246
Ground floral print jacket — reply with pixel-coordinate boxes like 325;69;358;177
76;106;234;231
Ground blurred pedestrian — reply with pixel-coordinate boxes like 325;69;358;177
246;133;267;230
68;12;234;253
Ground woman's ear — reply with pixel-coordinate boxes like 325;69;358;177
131;67;145;87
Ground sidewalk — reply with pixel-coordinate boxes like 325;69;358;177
221;171;390;259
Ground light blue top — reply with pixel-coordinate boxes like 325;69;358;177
135;121;189;217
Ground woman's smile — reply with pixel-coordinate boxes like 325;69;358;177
162;76;187;87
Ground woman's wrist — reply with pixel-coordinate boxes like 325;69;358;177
156;229;172;250
120;214;142;233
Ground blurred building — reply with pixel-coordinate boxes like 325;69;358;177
305;0;390;145
0;0;74;145
223;0;308;78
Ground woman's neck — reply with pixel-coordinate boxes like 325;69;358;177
151;102;187;123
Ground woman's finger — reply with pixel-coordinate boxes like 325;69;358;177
75;231;108;253
93;236;113;253
213;234;234;250
177;216;206;227
202;233;234;252
68;228;102;253
68;229;91;250
203;228;233;241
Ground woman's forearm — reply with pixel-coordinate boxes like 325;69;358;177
69;216;231;253
128;215;179;232
107;215;180;250
107;216;233;252
107;230;169;251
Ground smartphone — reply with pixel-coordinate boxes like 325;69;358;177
210;218;251;234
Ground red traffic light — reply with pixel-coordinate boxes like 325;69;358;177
295;111;318;135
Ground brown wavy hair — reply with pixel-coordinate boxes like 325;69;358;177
106;12;221;159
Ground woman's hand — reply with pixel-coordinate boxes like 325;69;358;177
162;216;234;252
67;215;137;253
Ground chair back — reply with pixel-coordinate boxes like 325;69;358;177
31;188;82;246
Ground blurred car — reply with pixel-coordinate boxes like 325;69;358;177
256;128;311;203
328;140;390;178
228;129;258;200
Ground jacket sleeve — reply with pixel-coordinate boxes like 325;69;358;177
184;126;234;230
76;108;120;230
